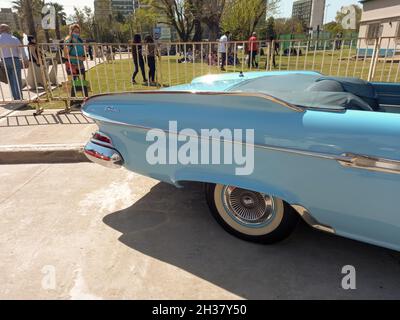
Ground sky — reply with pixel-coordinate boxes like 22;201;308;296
0;0;362;23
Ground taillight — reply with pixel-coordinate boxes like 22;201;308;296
92;132;112;145
84;149;111;161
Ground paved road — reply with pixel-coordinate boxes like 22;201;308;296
1;163;400;299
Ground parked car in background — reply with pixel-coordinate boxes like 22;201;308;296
82;71;400;251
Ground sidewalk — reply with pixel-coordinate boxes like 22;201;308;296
0;108;97;164
0;56;129;164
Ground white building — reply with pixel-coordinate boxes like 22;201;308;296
358;0;400;57
0;8;19;31
292;0;326;32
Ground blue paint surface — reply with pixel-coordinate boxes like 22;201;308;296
83;71;400;251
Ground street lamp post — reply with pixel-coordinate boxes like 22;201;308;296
128;13;133;40
324;3;331;30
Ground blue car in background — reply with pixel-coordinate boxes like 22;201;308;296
82;71;400;251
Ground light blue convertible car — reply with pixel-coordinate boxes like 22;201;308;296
82;71;400;251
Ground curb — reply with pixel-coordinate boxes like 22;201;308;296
0;144;90;165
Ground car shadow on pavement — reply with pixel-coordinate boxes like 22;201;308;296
103;182;400;299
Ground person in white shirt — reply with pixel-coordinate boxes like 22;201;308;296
218;31;230;71
0;24;29;100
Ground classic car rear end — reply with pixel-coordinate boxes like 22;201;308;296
82;71;400;251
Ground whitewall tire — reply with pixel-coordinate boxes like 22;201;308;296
205;183;299;244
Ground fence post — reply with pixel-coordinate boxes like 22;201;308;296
38;45;52;103
368;37;381;81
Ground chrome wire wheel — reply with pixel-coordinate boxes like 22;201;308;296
210;184;285;237
206;183;300;242
222;186;275;227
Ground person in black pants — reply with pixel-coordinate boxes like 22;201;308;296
131;34;147;84
144;35;157;85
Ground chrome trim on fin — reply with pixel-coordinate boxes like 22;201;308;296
292;205;335;234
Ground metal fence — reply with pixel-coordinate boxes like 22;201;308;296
0;36;399;112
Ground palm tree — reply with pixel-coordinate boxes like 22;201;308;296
12;0;37;37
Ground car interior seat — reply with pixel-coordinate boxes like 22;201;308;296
315;77;381;111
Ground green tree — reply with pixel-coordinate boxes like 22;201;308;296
115;12;126;24
131;2;158;36
221;0;280;40
68;6;96;39
265;17;276;40
274;17;306;36
323;21;344;36
13;31;23;40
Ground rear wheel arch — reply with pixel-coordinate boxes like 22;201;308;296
173;175;299;205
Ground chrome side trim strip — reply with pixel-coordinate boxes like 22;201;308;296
292;205;335;234
83;112;347;161
82;90;304;112
82;112;400;174
338;153;400;175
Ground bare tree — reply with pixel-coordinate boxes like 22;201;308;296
201;0;226;41
153;0;195;42
188;0;226;41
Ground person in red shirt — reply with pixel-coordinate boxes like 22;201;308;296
248;32;259;69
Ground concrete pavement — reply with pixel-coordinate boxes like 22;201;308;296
0;108;96;164
0;103;26;118
1;162;400;299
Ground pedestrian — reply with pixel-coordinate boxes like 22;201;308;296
105;45;114;62
131;34;147;84
87;42;93;61
335;32;343;50
0;24;29;100
27;35;40;66
218;31;230;71
267;35;279;69
63;24;88;109
248;32;258;69
63;24;86;80
144;35;158;86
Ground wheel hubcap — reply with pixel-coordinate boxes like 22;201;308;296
222;186;275;226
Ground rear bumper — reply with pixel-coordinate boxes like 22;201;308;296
84;141;123;169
